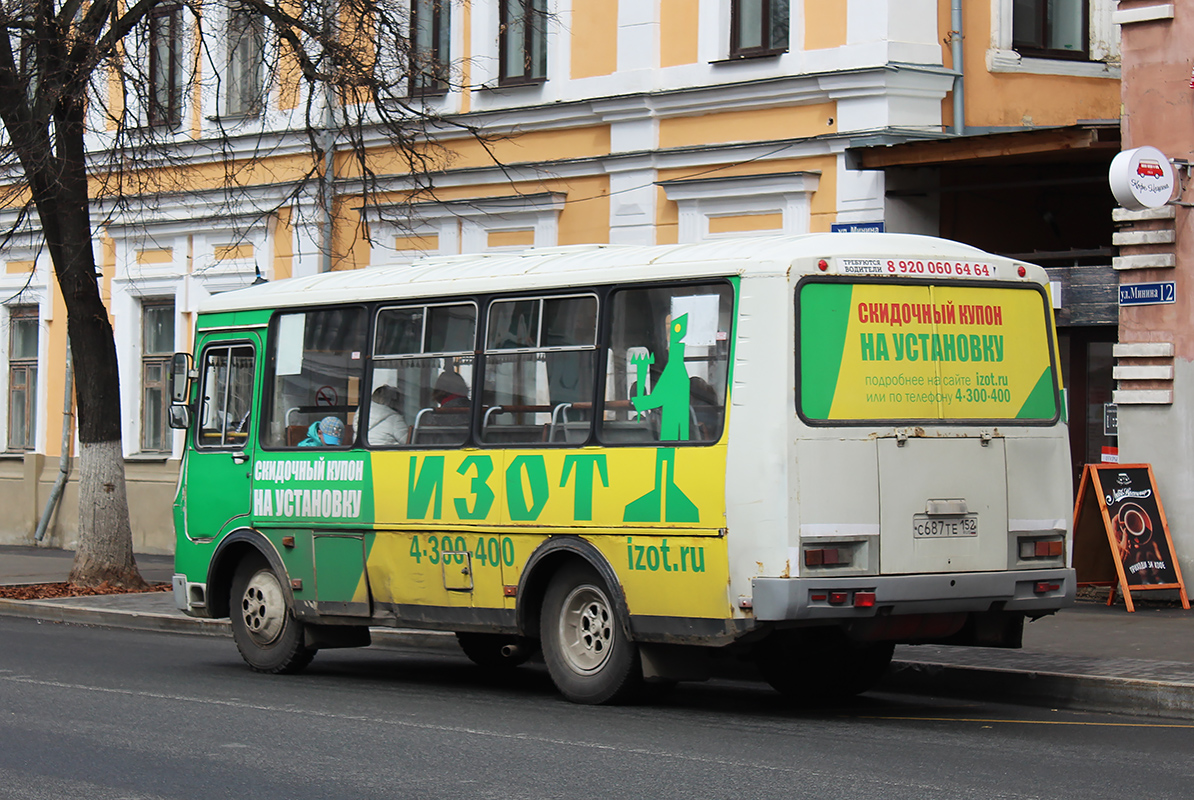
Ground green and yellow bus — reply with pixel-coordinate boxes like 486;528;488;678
169;233;1074;704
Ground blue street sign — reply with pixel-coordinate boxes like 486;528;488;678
1118;281;1176;306
831;221;885;233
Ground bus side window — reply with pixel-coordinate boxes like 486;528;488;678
480;295;598;446
262;307;368;448
196;344;255;449
370;302;477;447
601;283;733;445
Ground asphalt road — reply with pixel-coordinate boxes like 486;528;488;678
2;617;1193;800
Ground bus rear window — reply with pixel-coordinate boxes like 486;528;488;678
798;280;1059;423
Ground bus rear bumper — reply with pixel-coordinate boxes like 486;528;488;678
751;568;1075;622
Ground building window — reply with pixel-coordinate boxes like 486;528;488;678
226;3;264;116
410;0;451;96
730;0;789;59
141;302;175;453
148;4;184;126
7;307;38;452
498;0;547;86
1012;0;1088;60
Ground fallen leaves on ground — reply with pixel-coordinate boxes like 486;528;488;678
0;582;171;600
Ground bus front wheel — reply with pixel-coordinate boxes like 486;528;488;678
541;564;642;704
230;557;316;674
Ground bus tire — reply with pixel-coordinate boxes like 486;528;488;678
455;632;536;670
758;630;894;701
540;563;642;704
230;556;316;674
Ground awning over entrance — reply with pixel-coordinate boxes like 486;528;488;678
846;122;1121;328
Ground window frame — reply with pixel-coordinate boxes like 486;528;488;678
498;0;547;86
1011;0;1090;61
7;306;39;453
224;1;265;116
260;305;370;450
140;300;176;454
794;276;1061;427
368;300;479;448
479;292;600;446
597;281;734;448
194;341;257;451
729;0;790;60
409;0;451;97
147;3;185;127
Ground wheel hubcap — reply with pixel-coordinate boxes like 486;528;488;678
558;584;614;674
240;569;286;646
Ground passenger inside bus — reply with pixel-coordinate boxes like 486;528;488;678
298;415;345;447
432;370;471;421
368;385;408;445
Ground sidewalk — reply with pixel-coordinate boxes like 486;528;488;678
3;544;1193;718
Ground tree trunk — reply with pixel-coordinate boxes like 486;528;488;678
51;196;149;590
66;441;147;588
15;99;149;589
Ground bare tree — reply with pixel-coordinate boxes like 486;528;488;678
0;0;486;586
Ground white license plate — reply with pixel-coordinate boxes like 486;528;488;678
913;513;978;538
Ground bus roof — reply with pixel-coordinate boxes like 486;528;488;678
197;232;1032;315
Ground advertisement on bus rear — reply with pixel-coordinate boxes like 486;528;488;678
799;280;1058;423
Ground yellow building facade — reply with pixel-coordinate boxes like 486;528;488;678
0;0;1121;552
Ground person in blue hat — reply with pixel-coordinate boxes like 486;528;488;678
299;415;345;446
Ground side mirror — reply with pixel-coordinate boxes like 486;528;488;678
170;352;193;404
168;404;192;430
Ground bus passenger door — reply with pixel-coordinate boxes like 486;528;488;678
182;339;259;540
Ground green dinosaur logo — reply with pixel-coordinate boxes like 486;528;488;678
624;314;699;523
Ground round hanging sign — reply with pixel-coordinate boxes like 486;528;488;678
1109;146;1176;210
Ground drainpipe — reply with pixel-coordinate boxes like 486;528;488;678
320;7;336;274
321;107;335;274
950;0;965;135
35;350;72;544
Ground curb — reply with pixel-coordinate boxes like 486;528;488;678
882;660;1194;721
0;598;461;651
5;599;1194;720
0;598;232;636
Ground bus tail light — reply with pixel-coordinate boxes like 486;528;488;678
1034;581;1061;594
1035;540;1065;557
811;590;876;608
1018;536;1065;562
804;547;852;567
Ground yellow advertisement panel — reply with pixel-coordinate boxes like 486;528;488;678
361;529;731;619
356;445;732;619
369;446;728;531
800;281;1058;422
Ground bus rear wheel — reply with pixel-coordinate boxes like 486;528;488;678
230;557;316;674
757;629;893;701
541;563;642;704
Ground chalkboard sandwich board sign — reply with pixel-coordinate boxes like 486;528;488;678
1073;463;1190;612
